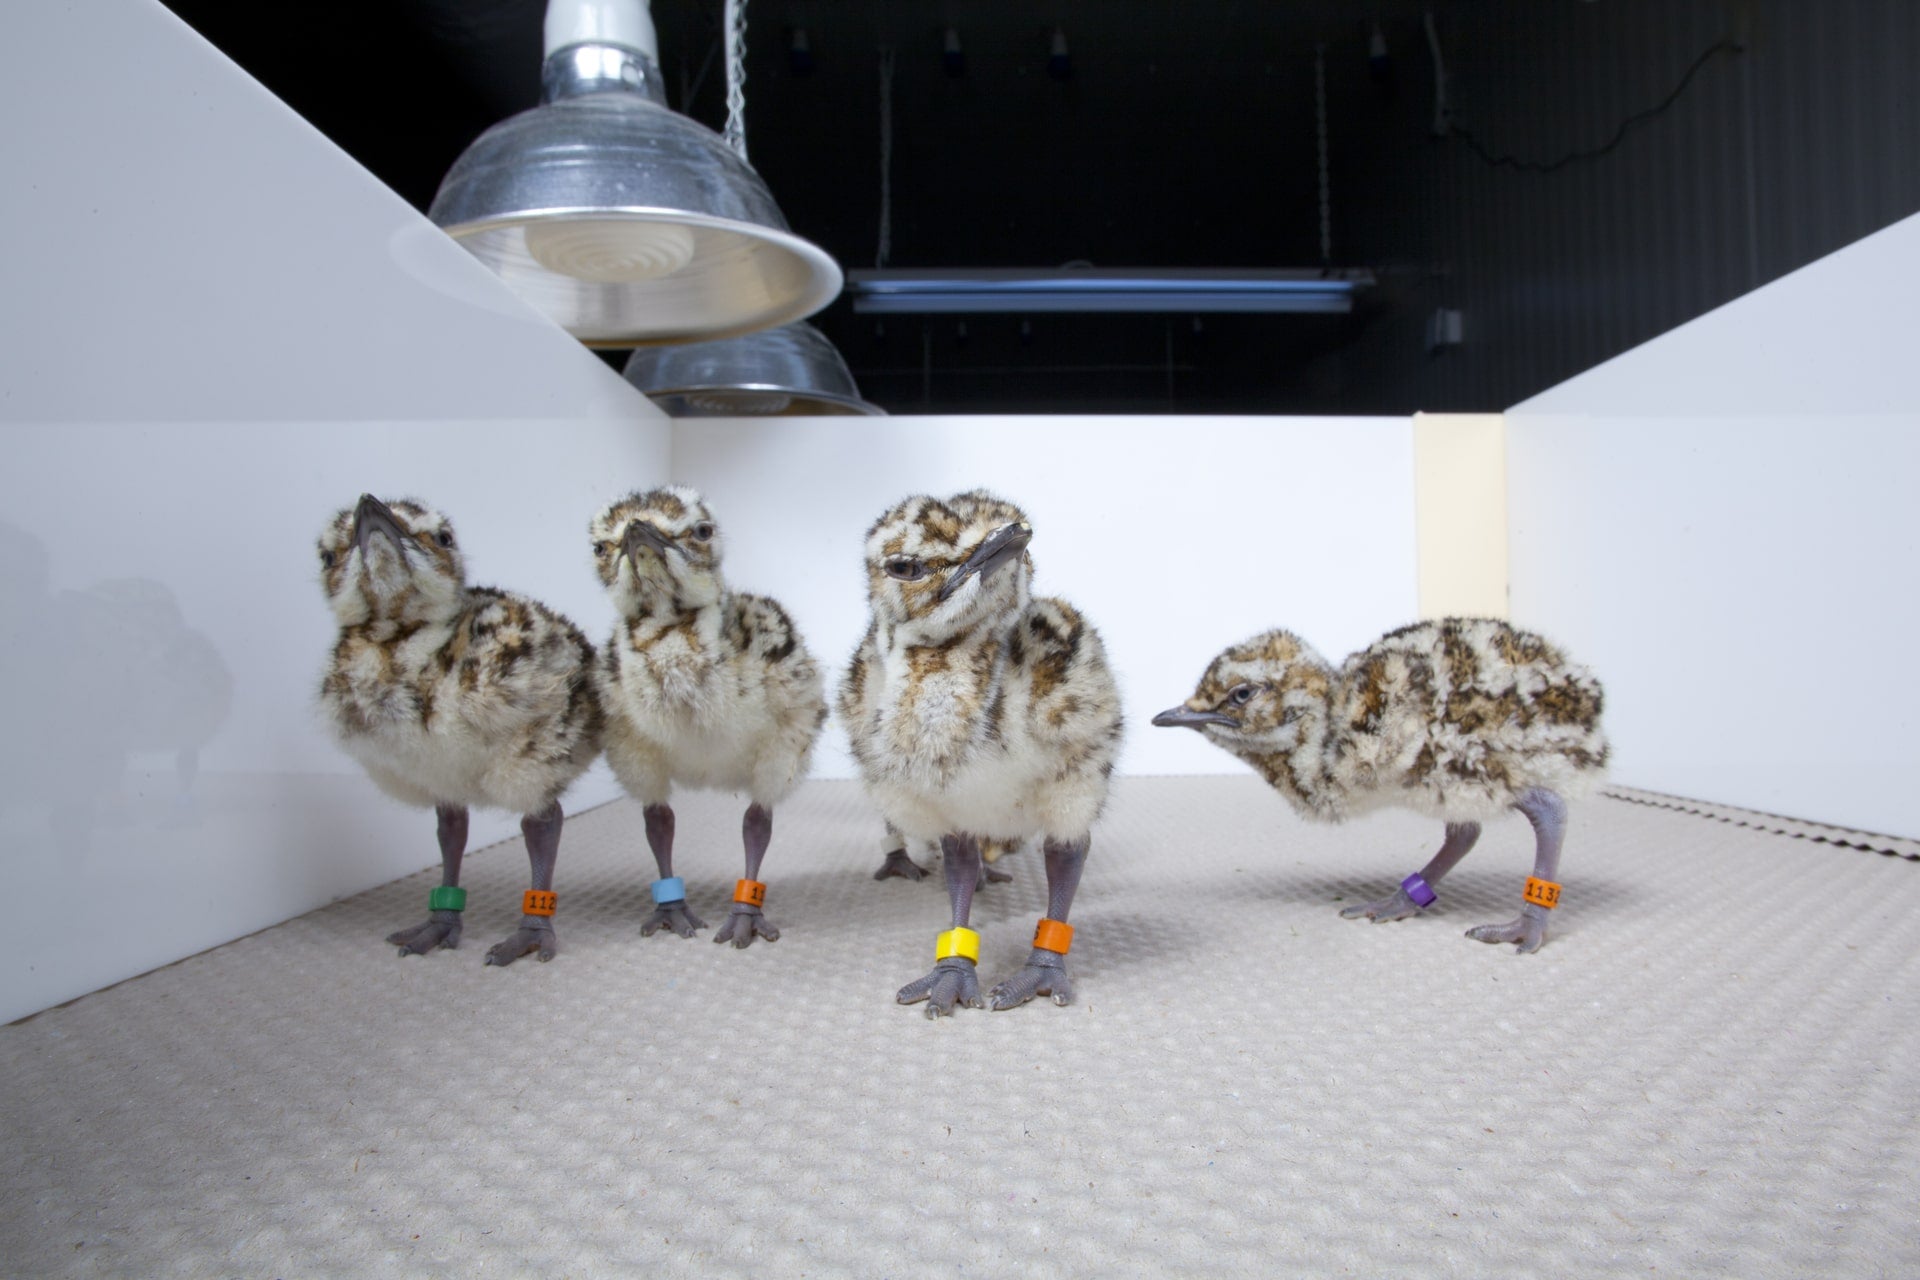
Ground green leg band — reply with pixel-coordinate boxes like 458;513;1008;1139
429;885;467;912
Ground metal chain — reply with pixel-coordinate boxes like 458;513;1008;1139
723;0;748;161
877;46;895;267
1315;41;1331;265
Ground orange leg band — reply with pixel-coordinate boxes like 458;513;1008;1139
733;878;767;908
522;889;558;917
1523;877;1562;909
1032;918;1074;955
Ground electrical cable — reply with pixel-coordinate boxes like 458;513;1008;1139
1447;37;1741;174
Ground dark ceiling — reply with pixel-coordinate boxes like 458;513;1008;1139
162;0;1471;413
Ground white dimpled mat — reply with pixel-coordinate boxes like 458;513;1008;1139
3;777;1917;1277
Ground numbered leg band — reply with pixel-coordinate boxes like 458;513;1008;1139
651;877;686;905
1032;918;1074;955
1401;873;1437;908
935;927;980;963
522;889;558;917
733;878;767;908
428;885;467;913
1523;877;1562;909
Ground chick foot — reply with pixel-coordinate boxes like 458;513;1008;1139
874;849;926;881
988;949;1074;1010
713;904;779;948
641;901;707;938
1467;907;1549;954
387;909;462;956
484;918;557;965
898;958;984;1018
1339;884;1426;923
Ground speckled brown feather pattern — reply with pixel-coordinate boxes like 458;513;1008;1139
1177;618;1607;823
316;501;603;816
839;492;1123;844
591;486;826;807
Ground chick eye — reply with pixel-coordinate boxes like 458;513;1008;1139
595;540;614;557
691;521;715;542
885;556;928;581
1228;683;1257;707
319;549;335;569
435;529;454;548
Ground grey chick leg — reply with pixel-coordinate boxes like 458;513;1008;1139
897;833;986;1017
1340;821;1481;923
485;802;563;966
387;804;468;955
988;835;1087;1011
715;803;780;948
874;821;927;881
639;802;707;938
1467;787;1566;953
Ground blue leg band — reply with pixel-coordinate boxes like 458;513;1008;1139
651;876;686;905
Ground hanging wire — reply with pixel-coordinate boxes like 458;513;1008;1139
1446;37;1742;173
876;46;895;268
1314;41;1331;265
722;0;749;162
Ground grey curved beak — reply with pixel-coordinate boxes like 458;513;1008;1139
1151;705;1239;730
353;494;409;562
937;520;1033;602
622;520;680;568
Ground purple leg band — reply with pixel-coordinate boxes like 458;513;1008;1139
1402;873;1437;908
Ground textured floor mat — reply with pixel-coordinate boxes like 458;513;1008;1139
3;777;1916;1277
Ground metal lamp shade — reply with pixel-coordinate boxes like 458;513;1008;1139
622;322;883;416
430;90;842;346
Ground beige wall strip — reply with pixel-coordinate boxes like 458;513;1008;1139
1413;412;1509;619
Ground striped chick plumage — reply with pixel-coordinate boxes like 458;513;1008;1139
318;495;602;965
1155;617;1607;952
841;491;1123;1014
592;486;827;946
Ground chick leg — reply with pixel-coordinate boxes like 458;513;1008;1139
874;821;927;881
1340;822;1481;923
1467;787;1565;954
387;804;468;955
988;835;1086;1010
639;802;707;938
485;802;563;966
896;833;986;1017
715;803;781;948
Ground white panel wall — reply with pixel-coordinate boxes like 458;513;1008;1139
1508;212;1920;837
672;416;1421;779
0;1;670;1022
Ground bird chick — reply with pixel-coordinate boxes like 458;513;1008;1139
873;820;1017;885
840;490;1123;1015
318;495;603;965
591;486;827;947
1153;618;1607;952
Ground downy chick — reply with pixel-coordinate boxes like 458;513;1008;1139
592;487;827;947
318;495;603;965
1154;618;1608;952
840;490;1123;1015
873;820;1017;885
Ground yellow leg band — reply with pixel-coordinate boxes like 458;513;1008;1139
1523;877;1562;909
935;927;980;963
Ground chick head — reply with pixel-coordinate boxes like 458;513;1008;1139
862;491;1033;639
591;486;724;614
1153;630;1331;754
318;495;466;627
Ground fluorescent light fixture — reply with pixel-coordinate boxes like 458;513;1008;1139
845;268;1371;315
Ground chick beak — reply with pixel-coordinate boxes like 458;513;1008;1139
936;520;1033;602
1151;705;1240;730
621;520;679;575
352;494;410;563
